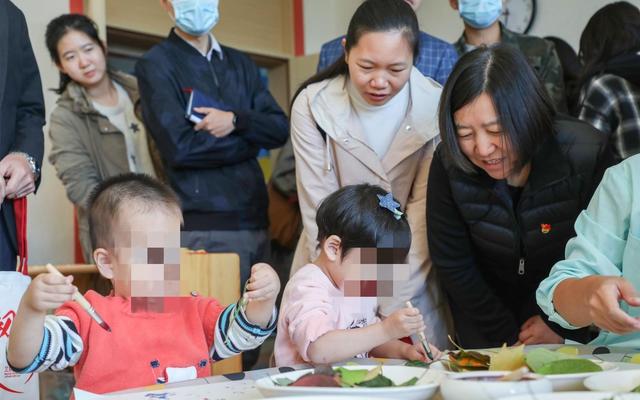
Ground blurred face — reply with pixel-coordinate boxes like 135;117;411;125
331;247;409;298
454;92;519;181
107;207;182;310
345;30;413;106
56;30;107;89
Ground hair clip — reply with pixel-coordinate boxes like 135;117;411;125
377;193;404;220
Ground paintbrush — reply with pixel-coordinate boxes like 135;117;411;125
406;300;434;361
46;263;112;332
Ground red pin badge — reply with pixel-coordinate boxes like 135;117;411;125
541;223;551;234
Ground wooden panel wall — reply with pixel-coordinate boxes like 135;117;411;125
105;0;294;56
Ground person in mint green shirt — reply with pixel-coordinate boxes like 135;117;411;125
537;155;640;347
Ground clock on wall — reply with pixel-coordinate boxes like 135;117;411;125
499;0;536;34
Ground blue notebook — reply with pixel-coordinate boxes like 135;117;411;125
185;89;230;124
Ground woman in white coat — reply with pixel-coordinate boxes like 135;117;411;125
289;0;448;349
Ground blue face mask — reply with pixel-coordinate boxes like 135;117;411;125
172;0;219;36
458;0;503;29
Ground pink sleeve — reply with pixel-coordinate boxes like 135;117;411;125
284;280;335;362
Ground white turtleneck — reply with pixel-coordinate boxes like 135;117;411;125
347;78;410;158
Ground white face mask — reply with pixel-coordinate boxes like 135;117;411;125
171;0;219;36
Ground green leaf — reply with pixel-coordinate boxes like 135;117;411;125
273;377;294;386
535;359;602;375
356;374;394;387
334;367;369;387
632;384;640;392
525;348;571;373
397;377;419;386
405;360;430;368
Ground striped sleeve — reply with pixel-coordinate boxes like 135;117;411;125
211;304;277;361
8;315;83;373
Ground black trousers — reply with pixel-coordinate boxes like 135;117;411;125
0;215;16;271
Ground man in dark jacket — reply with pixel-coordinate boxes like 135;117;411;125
0;0;45;271
136;0;287;368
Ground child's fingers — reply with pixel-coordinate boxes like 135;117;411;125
40;281;77;296
245;285;278;301
40;273;71;286
41;291;75;304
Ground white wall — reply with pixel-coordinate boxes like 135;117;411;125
12;0;74;264
304;0;640;54
303;0;360;54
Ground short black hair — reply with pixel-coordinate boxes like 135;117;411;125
438;44;556;174
315;184;411;262
45;14;106;94
88;173;182;249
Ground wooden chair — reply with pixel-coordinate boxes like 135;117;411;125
179;249;243;375
29;248;243;376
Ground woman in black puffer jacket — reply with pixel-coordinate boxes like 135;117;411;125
427;44;613;348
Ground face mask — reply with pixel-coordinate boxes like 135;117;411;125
172;0;219;36
458;0;502;29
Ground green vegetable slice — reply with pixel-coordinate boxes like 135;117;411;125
356;374;394;387
334;367;369;386
525;348;571;372
535;359;602;375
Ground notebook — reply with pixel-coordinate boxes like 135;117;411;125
185;89;230;124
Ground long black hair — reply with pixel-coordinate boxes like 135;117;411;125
578;2;640;89
292;0;419;105
438;44;556;174
45;14;106;94
316;184;411;262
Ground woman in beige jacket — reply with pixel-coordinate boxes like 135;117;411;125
290;0;449;350
45;14;159;263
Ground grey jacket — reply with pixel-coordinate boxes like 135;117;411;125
48;70;159;262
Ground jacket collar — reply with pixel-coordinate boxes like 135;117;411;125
526;132;571;191
167;29;223;59
307;68;439;140
306;68;440;179
455;23;514;54
58;70;139;135
59;70;139;116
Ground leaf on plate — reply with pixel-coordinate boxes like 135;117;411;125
555;346;579;356
273;377;294;386
397;377;419;386
356;374;394;387
489;344;526;371
334;367;370;387
535;358;602;375
525;348;571;373
405;360;430;368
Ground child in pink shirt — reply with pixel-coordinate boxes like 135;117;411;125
275;184;441;366
7;174;280;394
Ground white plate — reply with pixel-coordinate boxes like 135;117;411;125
255;365;440;399
584;369;640;392
265;397;398;400
431;358;617;391
499;392;640;400
440;371;552;400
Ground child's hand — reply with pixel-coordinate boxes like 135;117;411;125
403;342;442;362
382;307;425;340
23;273;76;313
244;263;280;303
